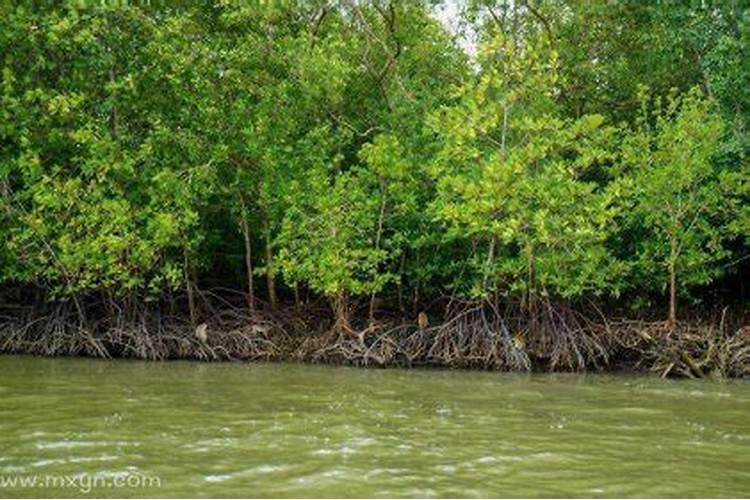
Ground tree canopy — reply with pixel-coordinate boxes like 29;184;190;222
1;0;747;328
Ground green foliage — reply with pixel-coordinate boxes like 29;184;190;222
0;3;195;297
0;1;746;321
615;87;742;314
277;135;413;301
430;32;620;300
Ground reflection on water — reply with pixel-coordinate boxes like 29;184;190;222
0;355;748;498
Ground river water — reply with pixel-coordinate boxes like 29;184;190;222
0;356;748;498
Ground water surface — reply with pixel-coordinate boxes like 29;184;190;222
0;356;748;497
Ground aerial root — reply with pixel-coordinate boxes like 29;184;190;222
306;299;608;371
612;318;750;378
0;301;285;362
1;298;746;377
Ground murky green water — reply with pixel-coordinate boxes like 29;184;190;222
0;356;748;498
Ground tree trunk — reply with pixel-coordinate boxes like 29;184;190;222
368;192;387;327
368;294;378;326
523;243;535;314
184;251;197;329
239;197;255;315
501;103;509;157
482;237;496;292
331;293;352;338
668;235;678;329
397;250;406;313
412;249;421;316
104;289;115;319
265;234;277;313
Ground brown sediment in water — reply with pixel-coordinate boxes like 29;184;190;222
0;297;748;379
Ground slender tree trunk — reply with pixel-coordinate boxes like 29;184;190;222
239;197;255;315
72;294;86;329
332;293;351;338
668;268;677;328
412;249;421;317
482;237;496;292
397;250;406;313
104;289;115;319
368;295;378;326
525;243;536;319
501;104;509;157
368;192;387;327
184;250;197;329
265;233;277;313
668;235;678;329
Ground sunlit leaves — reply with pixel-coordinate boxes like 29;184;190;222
430;32;619;300
615;87;739;299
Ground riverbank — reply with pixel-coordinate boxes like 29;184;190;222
1;299;747;379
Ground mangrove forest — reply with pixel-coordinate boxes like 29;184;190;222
1;0;749;378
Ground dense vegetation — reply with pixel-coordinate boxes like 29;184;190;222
1;0;748;376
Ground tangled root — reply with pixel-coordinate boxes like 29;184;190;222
614;319;750;378
1;297;746;377
304;299;608;372
0;302;284;362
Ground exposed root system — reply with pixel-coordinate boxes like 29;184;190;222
0;297;747;378
613;317;750;378
303;299;610;372
0;301;286;362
